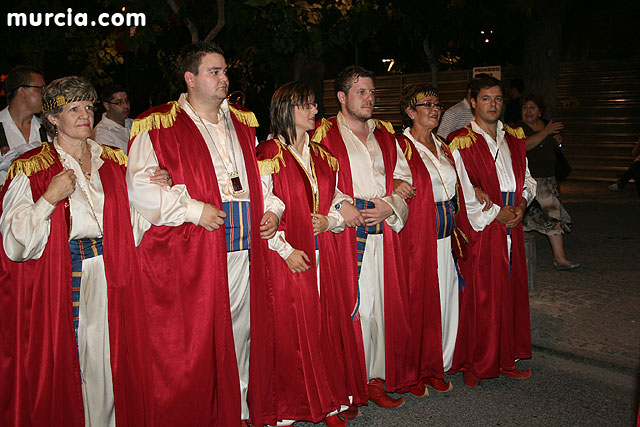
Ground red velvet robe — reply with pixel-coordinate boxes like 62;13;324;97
447;125;532;379
0;142;154;426
396;134;471;382
131;103;272;427
253;138;367;425
311;117;413;392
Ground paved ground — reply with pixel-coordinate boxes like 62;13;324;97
529;180;640;371
295;181;640;427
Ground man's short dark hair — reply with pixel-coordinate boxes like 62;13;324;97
467;73;491;90
4;65;43;101
178;41;225;78
470;75;503;100
334;65;376;98
101;84;127;103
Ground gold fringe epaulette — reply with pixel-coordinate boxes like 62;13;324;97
257;142;286;176
310;142;339;172
403;140;413;161
130;101;181;138
504;124;525;140
4;142;55;183
448;127;477;151
374;119;395;134
229;105;259;127
311;118;332;144
100;144;128;166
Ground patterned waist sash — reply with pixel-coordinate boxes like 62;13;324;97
501;191;516;236
352;198;384;319
435;196;457;239
69;237;103;343
222;201;251;252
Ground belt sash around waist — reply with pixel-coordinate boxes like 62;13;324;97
69;237;103;344
435;196;458;239
501;191;516;236
352;198;384;319
222;201;251;252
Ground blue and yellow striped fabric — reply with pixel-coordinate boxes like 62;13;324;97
222;201;251;252
501;191;516;236
351;199;384;318
435;196;458;239
69;237;103;344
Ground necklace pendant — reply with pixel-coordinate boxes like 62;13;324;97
229;172;245;194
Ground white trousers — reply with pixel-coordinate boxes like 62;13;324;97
358;234;386;381
227;250;251;420
78;255;115;427
436;236;459;372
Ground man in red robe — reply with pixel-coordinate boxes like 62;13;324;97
447;75;537;386
126;42;279;427
311;65;414;408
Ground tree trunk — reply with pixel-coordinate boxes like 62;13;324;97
423;35;439;88
523;0;568;118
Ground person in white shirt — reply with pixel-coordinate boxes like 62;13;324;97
0;66;49;156
126;42;281;427
312;65;413;409
447;75;537;387
91;84;133;153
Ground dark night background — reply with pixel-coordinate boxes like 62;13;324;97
1;0;639;139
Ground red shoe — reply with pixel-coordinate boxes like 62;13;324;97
499;368;532;379
368;379;404;408
409;381;429;397
324;414;347;427
463;371;480;388
424;377;453;392
338;406;360;421
240;421;250;427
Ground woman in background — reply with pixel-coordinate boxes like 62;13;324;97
519;94;578;270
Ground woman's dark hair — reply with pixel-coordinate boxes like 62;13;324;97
522;94;546;116
270;81;315;146
399;84;440;128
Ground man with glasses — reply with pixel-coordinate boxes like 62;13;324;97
0;65;48;156
92;84;133;153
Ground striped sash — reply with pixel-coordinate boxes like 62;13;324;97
352;198;384;318
222;201;251;252
501;191;516;236
435;196;457;239
69;237;103;344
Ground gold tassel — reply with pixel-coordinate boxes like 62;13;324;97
257;144;285;176
4;143;55;185
403;141;413;161
311;118;332;144
229;106;259;127
130;101;181;138
100;144;128;166
504;124;525;139
310;142;339;172
448;128;477;151
374;119;395;134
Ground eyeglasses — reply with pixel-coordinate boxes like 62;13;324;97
105;98;130;106
295;102;318;110
415;101;445;110
19;84;45;91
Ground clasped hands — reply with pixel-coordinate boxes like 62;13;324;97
339;198;393;228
